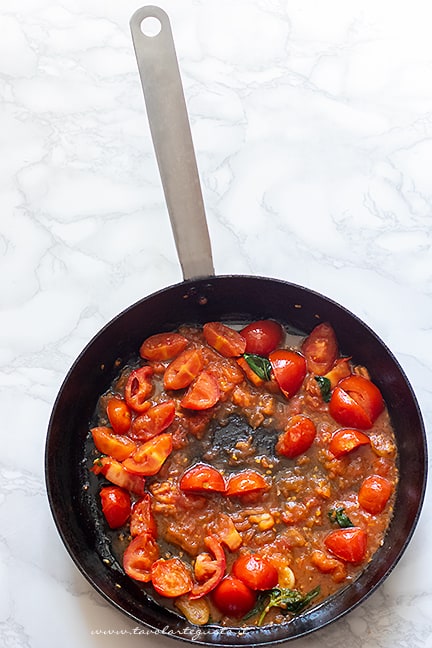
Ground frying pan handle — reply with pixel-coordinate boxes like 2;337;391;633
130;6;215;281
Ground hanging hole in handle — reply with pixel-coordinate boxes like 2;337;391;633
140;16;162;37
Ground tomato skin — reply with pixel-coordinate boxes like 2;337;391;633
123;532;160;582
240;320;283;356
212;576;257;618
302;322;338;375
92;456;146;497
329;428;370;458
358;474;393;514
324;527;367;563
164;349;203;390
232;553;278;591
130;494;158;537
275;415;316;459
189;536;226;599
226;470;268;496
203;322;246;358
122;433;173;476
140;332;188;361
269;350;306;398
130;401;176;442
180;371;221;410
329;375;384;430
180;464;226;494
151;558;193;597
124;366;154;413
106;397;131;435
99;486;131;529
91;426;136;462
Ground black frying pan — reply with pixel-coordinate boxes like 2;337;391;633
45;6;427;645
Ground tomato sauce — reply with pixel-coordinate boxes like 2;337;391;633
88;321;398;627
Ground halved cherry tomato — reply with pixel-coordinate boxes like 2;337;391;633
106;397;131;435
130;493;157;537
329;428;370;458
181;372;220;410
91;426;136;462
130;401;176;442
329;375;384;429
226;470;268;497
301;322;338;375
92;456;146;496
122;433;173;476
140;332;188;361
99;486;131;529
240;320;283;356
124;366;154;413
275;415;316;459
324;527;367;563
203;322;246;358
358;474;393;514
123;532;159;582
151;558;193;597
189;536;226;599
164;349;203;390
212;576;256;618
232;553;278;591
180;463;226;494
269;349;306;398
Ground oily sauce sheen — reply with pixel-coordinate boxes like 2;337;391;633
88;321;398;627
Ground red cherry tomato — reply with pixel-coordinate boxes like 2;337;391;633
329;375;384;430
324;527;367;563
275;415;316;459
189;536;226;599
329;428;370;458
124;366;154;413
203;322;246;358
139;332;188;361
301;322;338;375
91;456;146;497
106;397;131;435
164;349;203;390
180;463;226;494
269;349;306;398
226;470;268;496
91;426;136;462
123;532;159;582
232;553;278;591
180;371;221;410
99;486;131;529
212;576;257;618
240;320;283;356
151;558;193;597
358;474;393;514
130;494;158;537
130;400;176;442
122;433;173;476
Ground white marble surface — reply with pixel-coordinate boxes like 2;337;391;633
1;0;431;646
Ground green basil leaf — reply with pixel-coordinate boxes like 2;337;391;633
243;353;272;381
315;376;331;402
257;586;320;625
328;507;354;528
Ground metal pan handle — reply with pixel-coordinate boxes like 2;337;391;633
130;6;215;281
